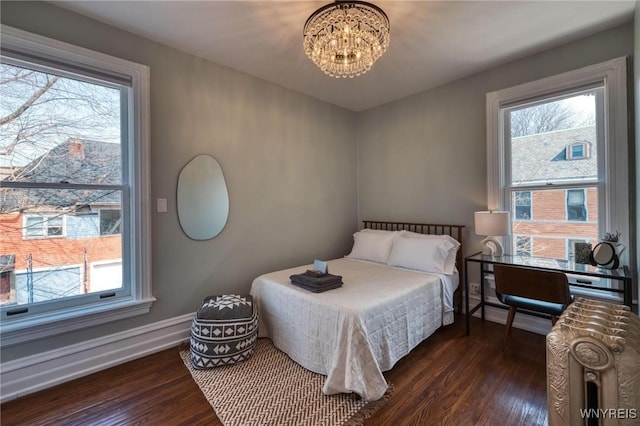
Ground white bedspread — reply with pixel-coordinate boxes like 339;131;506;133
250;258;458;401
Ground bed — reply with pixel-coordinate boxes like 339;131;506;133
249;221;465;401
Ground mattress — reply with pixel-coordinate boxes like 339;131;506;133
250;257;458;401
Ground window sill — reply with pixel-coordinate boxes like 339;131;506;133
0;297;156;346
569;287;623;304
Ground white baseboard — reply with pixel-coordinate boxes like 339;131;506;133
0;312;194;403
467;292;552;335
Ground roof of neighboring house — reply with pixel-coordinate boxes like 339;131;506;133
511;126;597;185
1;139;121;213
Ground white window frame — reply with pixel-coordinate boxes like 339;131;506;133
486;57;629;262
0;25;153;346
22;214;66;239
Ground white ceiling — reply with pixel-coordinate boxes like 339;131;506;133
52;1;635;111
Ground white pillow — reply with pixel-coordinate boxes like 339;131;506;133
346;230;396;263
387;234;459;274
398;231;460;274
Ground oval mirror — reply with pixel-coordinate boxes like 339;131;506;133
177;154;229;240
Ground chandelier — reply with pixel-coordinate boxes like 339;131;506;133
303;1;390;78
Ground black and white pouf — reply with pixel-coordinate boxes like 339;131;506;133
190;294;258;369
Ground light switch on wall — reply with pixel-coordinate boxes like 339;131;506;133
156;198;168;213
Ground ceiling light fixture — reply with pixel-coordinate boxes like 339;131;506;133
303;1;390;78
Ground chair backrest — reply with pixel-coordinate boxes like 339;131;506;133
493;264;571;305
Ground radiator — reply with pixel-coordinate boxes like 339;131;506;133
546;298;640;425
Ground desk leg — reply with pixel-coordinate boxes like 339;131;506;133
624;278;633;311
480;260;485;320
465;259;470;336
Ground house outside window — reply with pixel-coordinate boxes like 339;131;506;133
486;57;629;262
0;26;152;345
567;189;587;221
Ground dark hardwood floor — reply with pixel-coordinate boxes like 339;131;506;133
1;316;548;425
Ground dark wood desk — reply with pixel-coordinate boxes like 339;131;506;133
464;252;633;336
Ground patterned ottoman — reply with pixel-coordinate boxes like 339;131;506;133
190;294;258;369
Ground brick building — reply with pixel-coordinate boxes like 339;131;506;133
0;139;122;305
510;125;599;260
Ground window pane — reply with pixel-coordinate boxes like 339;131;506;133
100;209;122;235
46;225;63;237
24;216;44;236
48;216;63;226
511;187;598;259
571;144;584;158
1;188;123;306
47;216;64;236
567;189;585;204
514;191;531;220
0;63;121;185
515;236;531;256
509;91;598;185
567;189;587;221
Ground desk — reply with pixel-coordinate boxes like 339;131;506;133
464;252;633;336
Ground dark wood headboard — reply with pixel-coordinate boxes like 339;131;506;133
362;220;466;312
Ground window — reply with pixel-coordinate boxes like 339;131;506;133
486;57;629;262
515;236;532;256
506;89;599;258
566;189;587;221
0;26;152;345
0;255;14;304
24;216;45;238
571;144;584;158
23;215;65;238
100;209;122;235
513;191;531;220
567;142;589;159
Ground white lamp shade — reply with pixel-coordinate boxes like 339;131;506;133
474;211;509;236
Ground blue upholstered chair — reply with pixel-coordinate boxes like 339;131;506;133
493;264;573;350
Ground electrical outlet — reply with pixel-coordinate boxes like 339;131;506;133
485;275;496;289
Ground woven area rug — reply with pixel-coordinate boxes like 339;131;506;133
180;338;392;426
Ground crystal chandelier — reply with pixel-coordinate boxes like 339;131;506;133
303;1;390;78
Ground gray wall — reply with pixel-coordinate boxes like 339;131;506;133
1;1;358;360
357;23;634;261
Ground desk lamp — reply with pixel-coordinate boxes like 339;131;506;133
474;211;509;256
